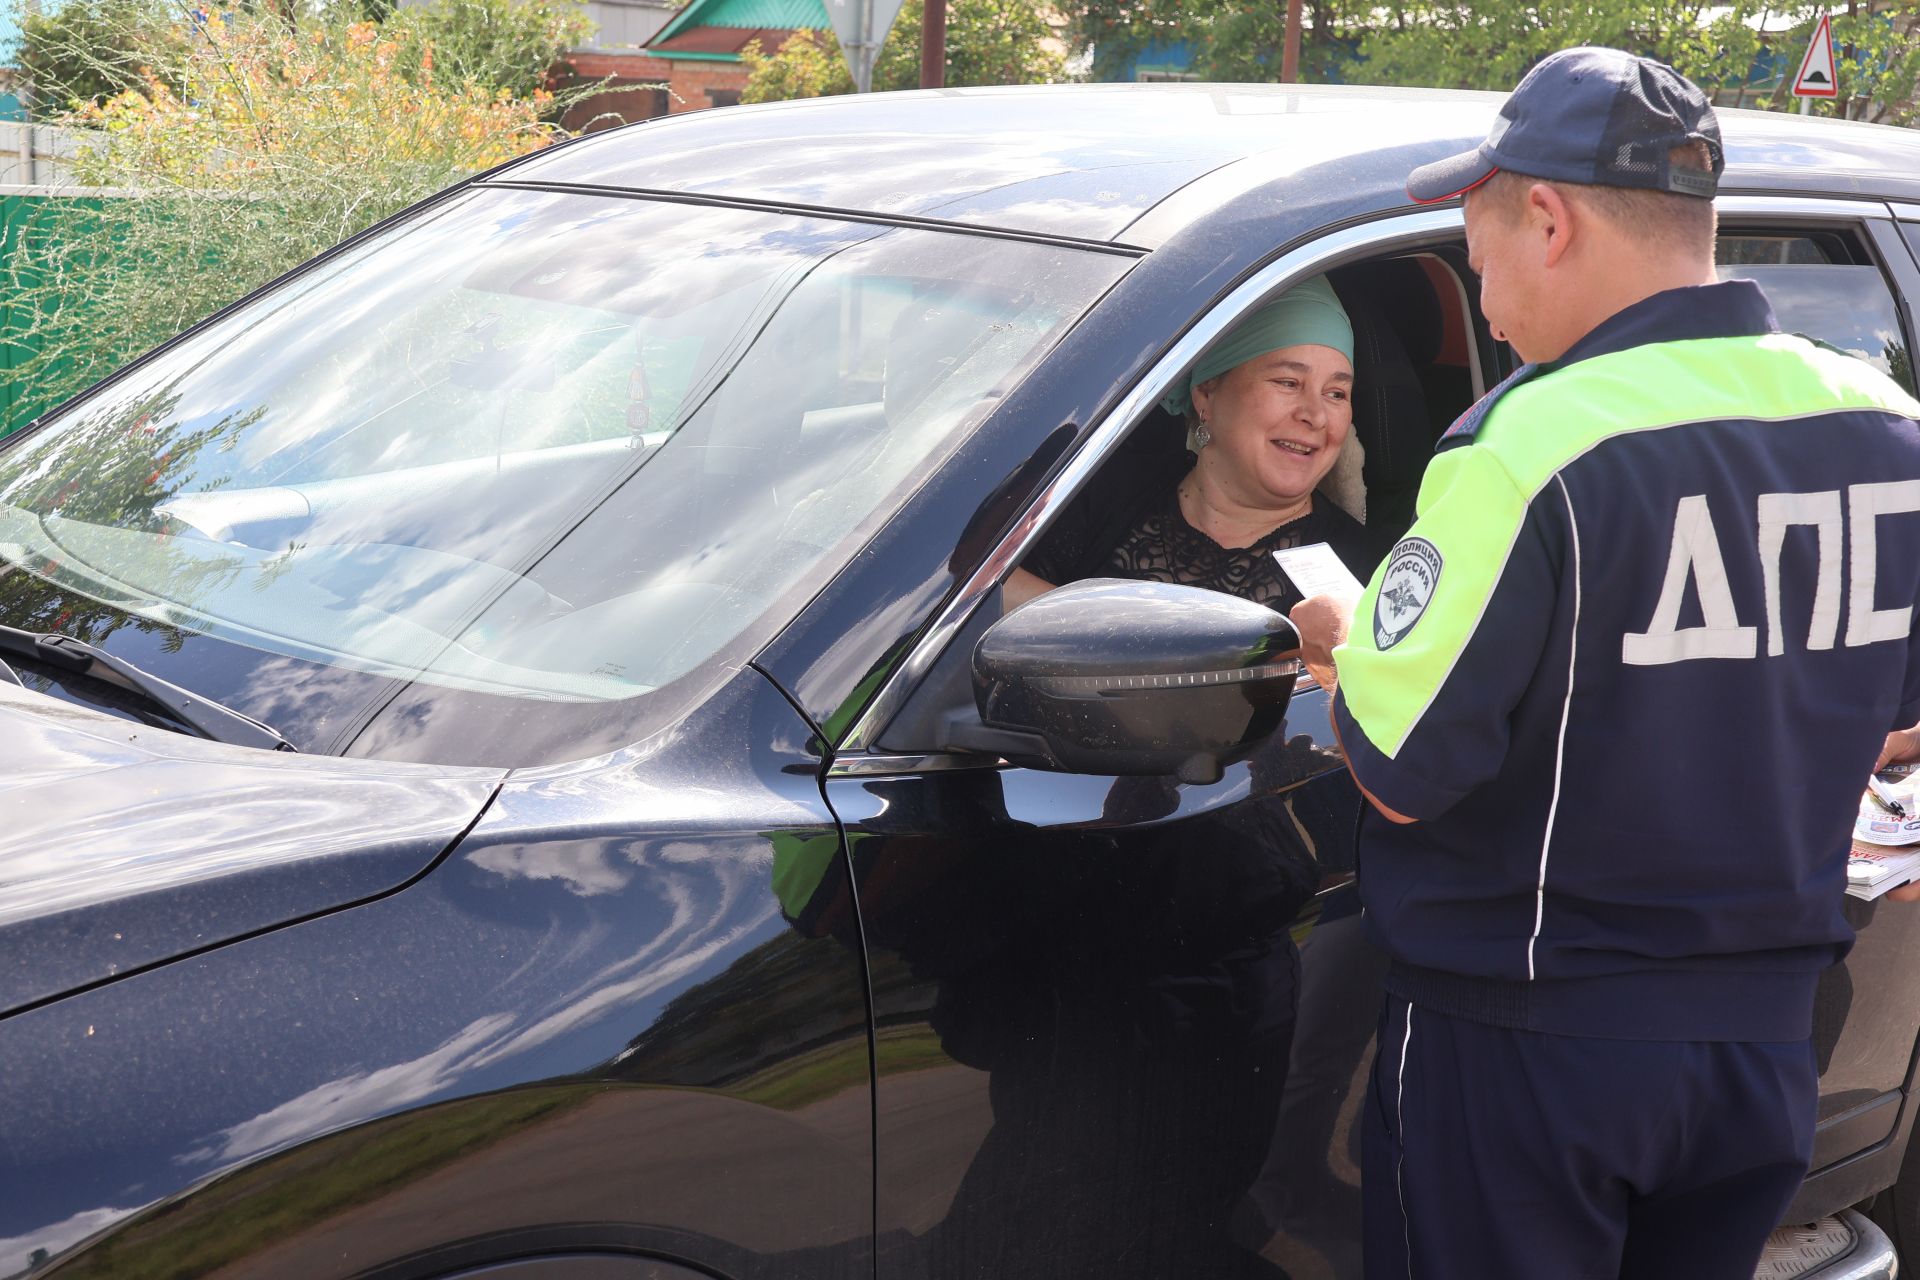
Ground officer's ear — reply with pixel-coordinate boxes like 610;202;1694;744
1526;182;1578;270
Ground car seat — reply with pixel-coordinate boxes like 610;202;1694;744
1326;259;1447;552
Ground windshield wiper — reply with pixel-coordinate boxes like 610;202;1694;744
0;625;298;752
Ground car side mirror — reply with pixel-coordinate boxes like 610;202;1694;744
962;578;1301;784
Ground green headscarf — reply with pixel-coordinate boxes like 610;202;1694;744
1159;275;1355;418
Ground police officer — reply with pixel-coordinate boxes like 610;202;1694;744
1288;47;1920;1278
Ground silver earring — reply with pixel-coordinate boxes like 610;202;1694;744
1188;420;1211;451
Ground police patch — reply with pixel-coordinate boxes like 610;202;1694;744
1374;537;1443;650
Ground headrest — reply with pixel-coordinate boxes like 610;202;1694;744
1331;259;1444;367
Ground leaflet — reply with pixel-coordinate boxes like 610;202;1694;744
1272;543;1364;608
1848;843;1920;901
1847;763;1920;899
1853;763;1920;848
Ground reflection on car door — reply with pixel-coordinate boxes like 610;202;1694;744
825;681;1375;1279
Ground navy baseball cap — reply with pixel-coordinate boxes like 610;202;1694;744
1407;47;1724;203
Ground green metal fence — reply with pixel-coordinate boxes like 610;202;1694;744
1;186;105;438
0;188;39;436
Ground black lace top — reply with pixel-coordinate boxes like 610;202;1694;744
1026;478;1380;614
1011;471;1376;963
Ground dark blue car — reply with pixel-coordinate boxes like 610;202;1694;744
4;83;1920;1280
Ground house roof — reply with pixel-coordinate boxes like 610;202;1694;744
650;0;826;49
650;24;798;58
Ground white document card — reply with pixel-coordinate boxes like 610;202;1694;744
1272;543;1365;607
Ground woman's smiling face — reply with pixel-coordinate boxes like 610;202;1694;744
1191;343;1354;508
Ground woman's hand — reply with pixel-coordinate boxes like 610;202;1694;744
1003;568;1054;610
1288;594;1351;693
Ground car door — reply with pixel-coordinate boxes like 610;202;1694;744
822;195;1920;1280
817;210;1461;1280
1713;196;1920;1218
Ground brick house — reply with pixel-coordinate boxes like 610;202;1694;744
557;0;681;130
562;0;826;130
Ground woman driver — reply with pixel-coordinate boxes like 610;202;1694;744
1007;274;1370;609
934;277;1370;1278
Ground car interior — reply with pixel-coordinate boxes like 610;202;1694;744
877;221;1920;758
1014;251;1496;579
1010;225;1915;620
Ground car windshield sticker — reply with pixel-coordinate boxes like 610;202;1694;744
1374;537;1443;650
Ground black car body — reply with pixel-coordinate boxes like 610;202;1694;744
4;84;1920;1280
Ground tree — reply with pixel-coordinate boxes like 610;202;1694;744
13;0;185;117
385;0;595;103
740;26;852;100
1067;0;1915;124
1801;3;1920;125
741;0;1064;103
1358;0;1917;123
1070;0;1355;85
1357;0;1771;99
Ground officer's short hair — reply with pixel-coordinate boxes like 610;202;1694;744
1478;142;1718;258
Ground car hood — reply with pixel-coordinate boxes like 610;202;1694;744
0;683;504;1015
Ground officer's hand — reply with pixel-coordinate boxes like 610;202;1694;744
1289;594;1351;693
1877;725;1920;771
1885;881;1920;904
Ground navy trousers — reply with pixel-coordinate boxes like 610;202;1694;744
1362;994;1817;1280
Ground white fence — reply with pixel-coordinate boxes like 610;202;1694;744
0;121;77;187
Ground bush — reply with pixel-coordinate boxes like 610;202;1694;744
3;3;574;426
12;0;595;119
741;0;1064;103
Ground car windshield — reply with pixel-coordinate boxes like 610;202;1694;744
0;188;1127;713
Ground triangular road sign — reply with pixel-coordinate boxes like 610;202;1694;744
824;0;909;93
1793;12;1839;98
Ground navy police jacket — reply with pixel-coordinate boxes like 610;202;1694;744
1331;280;1920;1041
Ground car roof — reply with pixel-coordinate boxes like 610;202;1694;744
499;83;1920;247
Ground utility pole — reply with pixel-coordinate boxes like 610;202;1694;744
920;0;947;89
1281;0;1304;83
1843;0;1856;120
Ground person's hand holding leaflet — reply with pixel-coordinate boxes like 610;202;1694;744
1289;592;1415;825
1875;722;1920;902
1288;593;1349;695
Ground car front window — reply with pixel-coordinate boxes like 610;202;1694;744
0;188;1128;727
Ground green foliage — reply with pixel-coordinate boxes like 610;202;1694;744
741;25;852;99
1357;0;1918;122
1818;4;1920;125
1068;0;1917;125
875;0;1065;89
1071;0;1352;84
11;0;596;118
385;0;596;102
14;0;181;118
741;0;1064;103
1359;0;1763;99
3;1;579;429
